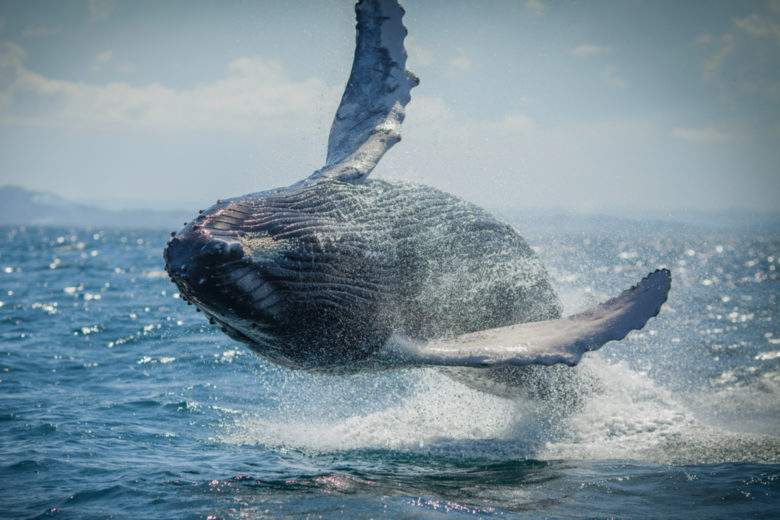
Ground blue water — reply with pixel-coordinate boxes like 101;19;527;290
1;224;778;519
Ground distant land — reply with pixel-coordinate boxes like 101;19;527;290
0;185;777;235
0;185;192;230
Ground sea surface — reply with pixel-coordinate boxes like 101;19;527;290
1;222;778;519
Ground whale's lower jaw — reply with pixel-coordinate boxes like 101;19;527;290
164;222;286;354
164;242;301;367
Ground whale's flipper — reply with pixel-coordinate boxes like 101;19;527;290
309;0;417;183
382;269;671;368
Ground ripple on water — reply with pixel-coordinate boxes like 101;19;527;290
0;226;778;518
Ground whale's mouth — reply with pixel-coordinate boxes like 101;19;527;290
164;223;284;347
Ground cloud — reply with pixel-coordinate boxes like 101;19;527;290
92;50;135;75
671;126;733;144
571;44;611;58
396;94;678;213
601;65;627;89
87;0;116;21
0;41;24;70
449;49;472;72
734;13;780;42
695;33;713;46
700;33;735;79
0;42;27;67
570;45;624;89
22;25;61;39
526;0;545;16
696;6;780;85
95;50;112;65
406;95;536;138
696;8;780;101
0;43;24;111
0;45;339;134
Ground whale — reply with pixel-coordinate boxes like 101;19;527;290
164;0;670;394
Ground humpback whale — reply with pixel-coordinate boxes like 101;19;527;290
164;0;670;392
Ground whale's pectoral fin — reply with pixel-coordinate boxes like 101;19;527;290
381;269;671;368
308;0;418;184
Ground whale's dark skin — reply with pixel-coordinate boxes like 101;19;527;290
165;179;560;372
164;0;669;394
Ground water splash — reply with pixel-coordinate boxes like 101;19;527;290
223;354;779;465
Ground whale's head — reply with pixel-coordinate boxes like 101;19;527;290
163;187;392;369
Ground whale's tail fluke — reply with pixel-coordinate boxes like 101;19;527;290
381;269;672;368
308;0;417;184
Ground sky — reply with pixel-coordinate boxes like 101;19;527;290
0;0;778;215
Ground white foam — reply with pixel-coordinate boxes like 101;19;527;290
223;369;519;452
219;276;778;463
221;356;779;464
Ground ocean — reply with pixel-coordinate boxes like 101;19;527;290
1;222;778;518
